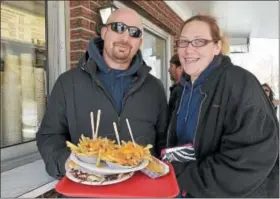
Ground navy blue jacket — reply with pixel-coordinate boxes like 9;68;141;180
176;57;218;145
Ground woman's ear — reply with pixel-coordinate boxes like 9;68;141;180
214;40;222;55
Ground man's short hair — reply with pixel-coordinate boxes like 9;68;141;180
170;54;181;68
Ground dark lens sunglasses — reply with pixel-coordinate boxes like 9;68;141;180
106;22;142;38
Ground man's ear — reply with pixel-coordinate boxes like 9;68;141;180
101;26;107;40
139;37;143;50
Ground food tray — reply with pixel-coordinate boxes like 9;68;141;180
56;162;179;198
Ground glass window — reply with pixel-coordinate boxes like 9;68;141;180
1;1;47;148
142;29;166;85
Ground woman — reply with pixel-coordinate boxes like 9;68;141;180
165;15;279;198
262;83;279;113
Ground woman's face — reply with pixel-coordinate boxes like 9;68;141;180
177;20;221;80
263;86;270;97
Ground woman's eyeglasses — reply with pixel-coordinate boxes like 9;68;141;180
176;39;217;48
105;22;142;38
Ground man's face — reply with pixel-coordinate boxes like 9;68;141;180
168;63;177;81
101;12;143;65
168;63;182;83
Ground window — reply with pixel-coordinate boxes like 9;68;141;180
1;1;47;148
1;1;68;197
142;30;166;84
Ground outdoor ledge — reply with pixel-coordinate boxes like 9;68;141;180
1;159;56;198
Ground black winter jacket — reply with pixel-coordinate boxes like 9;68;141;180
168;83;183;121
167;55;279;198
36;50;168;179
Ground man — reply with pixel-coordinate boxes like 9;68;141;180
168;54;183;117
36;8;168;179
262;83;280;113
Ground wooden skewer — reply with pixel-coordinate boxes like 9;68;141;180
126;118;136;147
90;112;95;139
113;122;121;145
95;109;101;139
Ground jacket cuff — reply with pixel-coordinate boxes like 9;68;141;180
57;150;71;178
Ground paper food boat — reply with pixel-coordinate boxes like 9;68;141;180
141;157;170;179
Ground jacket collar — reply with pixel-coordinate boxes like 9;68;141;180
201;55;233;93
79;51;151;83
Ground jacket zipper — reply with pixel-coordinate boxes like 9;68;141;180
176;84;186;114
95;78;122;133
193;87;207;147
83;60;147;138
83;66;121;129
185;84;194;122
121;76;139;109
85;67;141;135
117;116;121;138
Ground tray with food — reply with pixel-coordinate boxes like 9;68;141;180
56;110;179;197
56;162;179;198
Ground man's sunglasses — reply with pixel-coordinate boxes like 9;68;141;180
105;22;142;38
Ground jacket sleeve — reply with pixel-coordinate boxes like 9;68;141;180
176;76;279;197
36;76;71;179
155;81;169;157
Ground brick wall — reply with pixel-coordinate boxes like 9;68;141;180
69;0;184;68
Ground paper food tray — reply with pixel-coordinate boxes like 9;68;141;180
141;157;170;179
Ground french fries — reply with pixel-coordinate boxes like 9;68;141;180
66;134;119;166
66;135;153;167
102;141;153;166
